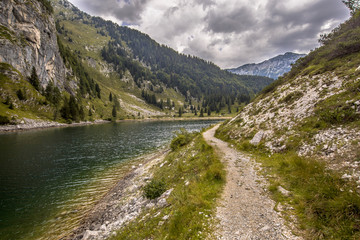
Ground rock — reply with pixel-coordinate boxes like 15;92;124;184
82;230;99;240
341;173;352;180
250;131;266;145
260;225;271;232
277;186;291;197
0;0;70;91
157;198;168;208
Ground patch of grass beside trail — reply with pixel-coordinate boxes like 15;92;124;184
215;126;360;240
110;129;225;240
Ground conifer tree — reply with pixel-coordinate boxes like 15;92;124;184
199;108;204;117
112;104;117;118
29;66;40;91
178;107;182;117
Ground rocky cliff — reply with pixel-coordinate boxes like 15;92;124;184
228;52;306;79
0;0;69;89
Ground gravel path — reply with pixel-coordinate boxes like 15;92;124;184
203;125;301;240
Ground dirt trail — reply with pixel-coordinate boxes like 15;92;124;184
203;125;300;240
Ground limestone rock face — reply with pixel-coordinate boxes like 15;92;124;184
0;0;68;89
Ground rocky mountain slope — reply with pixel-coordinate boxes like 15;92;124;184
0;0;69;90
228;52;306;79
217;10;360;239
0;0;273;126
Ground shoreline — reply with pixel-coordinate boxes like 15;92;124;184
0;116;230;133
116;116;231;122
61;148;170;240
0;119;111;133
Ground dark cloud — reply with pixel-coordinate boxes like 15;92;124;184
72;0;149;24
205;6;257;33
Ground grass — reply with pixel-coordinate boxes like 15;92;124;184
215;125;360;240
0;63;56;121
110;131;225;240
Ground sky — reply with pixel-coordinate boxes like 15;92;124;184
67;0;350;69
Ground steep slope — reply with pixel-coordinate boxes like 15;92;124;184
52;0;272;113
217;11;360;239
0;0;67;89
0;0;273;125
228;52;306;79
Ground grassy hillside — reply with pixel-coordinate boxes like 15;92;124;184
52;0;273;119
215;10;360;240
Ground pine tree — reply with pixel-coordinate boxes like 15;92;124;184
109;92;113;102
95;83;101;98
112;104;117;118
79;106;85;121
178;107;182;117
29;66;40;91
16;89;26;101
199;108;204;117
69;96;80;122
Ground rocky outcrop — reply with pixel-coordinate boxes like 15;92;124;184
0;0;69;89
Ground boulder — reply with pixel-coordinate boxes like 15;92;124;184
250;131;266;145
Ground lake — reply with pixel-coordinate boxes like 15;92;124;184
0;120;221;240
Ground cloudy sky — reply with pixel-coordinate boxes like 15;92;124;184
67;0;350;69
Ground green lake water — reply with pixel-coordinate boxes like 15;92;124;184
0;120;221;240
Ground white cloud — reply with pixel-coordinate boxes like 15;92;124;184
67;0;350;68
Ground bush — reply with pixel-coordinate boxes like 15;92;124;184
16;89;26;101
143;179;166;200
170;129;194;151
280;91;304;104
319;105;358;124
0;115;10;125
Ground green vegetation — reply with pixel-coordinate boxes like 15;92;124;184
0;115;11;125
36;0;53;14
57;36;100;99
0;25;17;43
111;131;225;239
143;179;167;200
280;91;304;104
28;67;41;91
170;129;196;151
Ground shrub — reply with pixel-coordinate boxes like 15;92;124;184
280;91;304;104
0;115;10;125
143;179;166;200
319;105;358;124
170;128;194;151
16;89;26;101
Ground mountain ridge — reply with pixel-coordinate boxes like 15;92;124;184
227;52;306;79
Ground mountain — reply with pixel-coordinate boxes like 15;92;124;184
0;0;273;125
227;52;306;79
216;11;360;239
